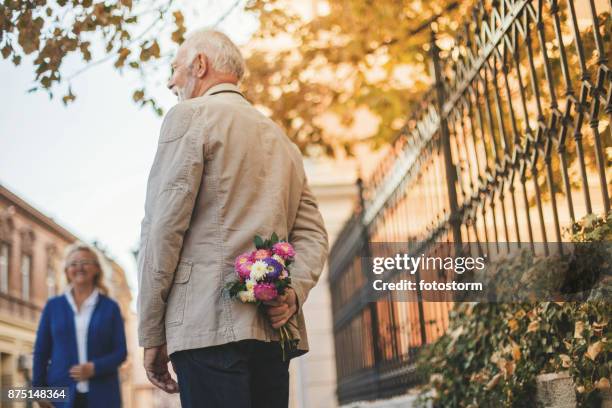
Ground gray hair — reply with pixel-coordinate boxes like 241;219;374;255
183;29;246;81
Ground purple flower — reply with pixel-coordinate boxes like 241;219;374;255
262;257;283;280
254;283;278;301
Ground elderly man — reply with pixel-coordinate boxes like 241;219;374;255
137;29;328;408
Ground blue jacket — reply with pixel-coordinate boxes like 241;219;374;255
33;294;127;408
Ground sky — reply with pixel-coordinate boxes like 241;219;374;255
0;1;258;300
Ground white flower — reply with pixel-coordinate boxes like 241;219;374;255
272;254;286;266
250;260;268;281
245;279;256;291
238;289;256;303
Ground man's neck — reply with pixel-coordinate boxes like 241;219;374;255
195;76;238;98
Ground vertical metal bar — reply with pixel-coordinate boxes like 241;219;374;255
588;0;607;65
558;99;576;224
431;31;462;253
543;119;563;250
574;84;593;214
532;154;550;254
566;0;589;80
591;69;611;213
356;178;382;397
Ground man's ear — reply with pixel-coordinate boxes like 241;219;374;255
194;53;208;78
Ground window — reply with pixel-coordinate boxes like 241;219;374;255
21;254;31;301
0;243;8;293
47;265;56;298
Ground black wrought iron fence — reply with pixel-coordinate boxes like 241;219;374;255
329;0;611;404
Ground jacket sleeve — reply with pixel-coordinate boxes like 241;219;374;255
32;301;53;387
92;303;127;377
289;179;329;309
137;103;206;348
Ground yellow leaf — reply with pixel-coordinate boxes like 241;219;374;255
586;341;603;361
574;321;584;339
486;373;502;390
508;319;519;332
527;320;539;333
592;320;607;335
430;374;443;384
594;377;610;390
576;385;586;393
504;360;515;377
512;343;521;361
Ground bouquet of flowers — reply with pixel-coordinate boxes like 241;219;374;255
227;233;298;360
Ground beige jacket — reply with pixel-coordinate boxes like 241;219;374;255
137;83;329;355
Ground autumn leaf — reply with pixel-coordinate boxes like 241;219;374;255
486;373;502;390
115;47;131;68
511;343;521;361
527;320;539;333
62;87;76;105
585;341;603;360
594;377;610;390
132;89;144;102
592;320;607;335
508;318;519;332
574;321;584;338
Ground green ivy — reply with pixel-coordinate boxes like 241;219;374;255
417;212;612;407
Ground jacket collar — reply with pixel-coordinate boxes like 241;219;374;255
203;82;241;97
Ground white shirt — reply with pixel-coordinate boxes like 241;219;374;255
65;287;99;393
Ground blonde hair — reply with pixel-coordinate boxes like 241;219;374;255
63;243;109;295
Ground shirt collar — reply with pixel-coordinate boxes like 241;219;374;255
65;286;99;312
202;82;241;97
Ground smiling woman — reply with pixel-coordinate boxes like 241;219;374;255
32;243;127;408
64;244;109;296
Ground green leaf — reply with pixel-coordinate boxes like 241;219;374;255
254;235;264;249
227;280;245;298
271;232;279;244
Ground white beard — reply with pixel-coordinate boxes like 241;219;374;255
177;75;197;101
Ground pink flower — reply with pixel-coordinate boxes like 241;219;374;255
250;249;271;261
237;262;252;281
234;252;251;270
272;242;295;259
253;283;278;301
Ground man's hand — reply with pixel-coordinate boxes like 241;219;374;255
264;288;298;329
143;344;179;394
69;362;94;381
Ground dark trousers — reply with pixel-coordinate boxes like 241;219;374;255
74;392;88;408
170;340;290;408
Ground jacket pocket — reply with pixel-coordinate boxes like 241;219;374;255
166;260;192;327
